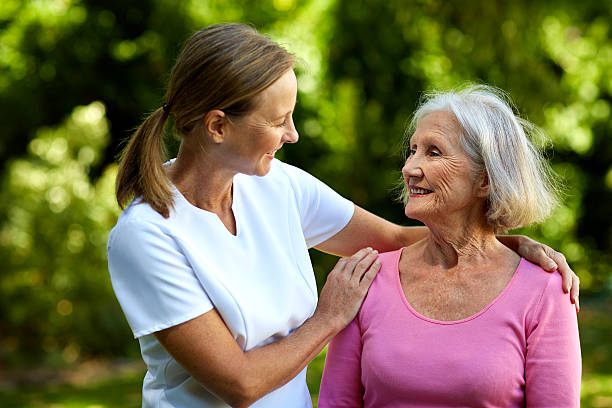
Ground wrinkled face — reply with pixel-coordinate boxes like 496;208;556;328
402;110;486;223
224;69;299;176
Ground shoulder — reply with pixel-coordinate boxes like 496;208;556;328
271;158;307;177
108;201;178;255
235;159;296;197
367;249;402;292
115;196;171;227
358;249;403;324
516;259;564;298
266;158;347;208
515;259;574;325
378;248;404;267
269;159;316;189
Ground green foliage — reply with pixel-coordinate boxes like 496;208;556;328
0;0;610;382
313;0;612;291
0;355;611;407
0;102;130;365
0;369;143;408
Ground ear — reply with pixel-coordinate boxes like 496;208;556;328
203;110;228;143
474;171;490;198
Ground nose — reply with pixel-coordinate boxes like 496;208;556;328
402;157;424;181
283;117;299;144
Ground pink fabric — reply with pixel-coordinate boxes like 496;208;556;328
319;249;581;408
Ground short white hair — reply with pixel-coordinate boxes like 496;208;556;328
401;84;561;233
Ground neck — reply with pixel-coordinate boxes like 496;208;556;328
420;209;501;269
167;141;235;213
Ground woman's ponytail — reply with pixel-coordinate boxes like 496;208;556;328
115;23;295;218
116;107;174;218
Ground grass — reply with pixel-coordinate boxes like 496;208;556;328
0;371;142;408
1;357;611;408
2;298;610;408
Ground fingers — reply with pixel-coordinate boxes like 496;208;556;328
549;249;572;293
316;248;382;331
517;238;557;271
332;247;376;279
515;238;580;308
539;246;559;272
359;257;381;288
570;274;580;312
541;245;581;309
348;248;379;283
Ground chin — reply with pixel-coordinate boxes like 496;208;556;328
254;162;273;177
404;206;427;223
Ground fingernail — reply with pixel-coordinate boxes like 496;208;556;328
548;262;557;270
372;249;378;254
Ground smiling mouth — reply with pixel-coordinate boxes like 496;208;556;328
267;147;282;156
409;186;433;195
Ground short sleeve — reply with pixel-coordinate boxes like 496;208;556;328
107;221;214;338
525;272;581;407
278;161;354;248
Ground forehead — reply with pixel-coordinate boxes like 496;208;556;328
412;110;462;144
251;69;297;113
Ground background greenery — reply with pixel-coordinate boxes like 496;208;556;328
0;0;611;406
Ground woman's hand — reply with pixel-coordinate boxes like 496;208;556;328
500;235;580;311
315;247;381;331
153;247;381;407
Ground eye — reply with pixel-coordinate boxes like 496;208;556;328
429;147;441;157
408;148;416;156
275;114;294;128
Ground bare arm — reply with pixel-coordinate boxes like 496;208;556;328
317;205;579;308
315;205;428;256
154;248;381;408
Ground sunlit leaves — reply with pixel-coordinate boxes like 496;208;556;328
0;101;124;364
540;14;612;154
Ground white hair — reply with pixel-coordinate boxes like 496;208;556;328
401;84;561;233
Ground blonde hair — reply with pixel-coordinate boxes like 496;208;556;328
116;23;295;217
401;84;561;233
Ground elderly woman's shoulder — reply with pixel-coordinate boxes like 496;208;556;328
517;259;572;304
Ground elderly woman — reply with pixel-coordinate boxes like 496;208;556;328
319;86;581;407
107;23;577;408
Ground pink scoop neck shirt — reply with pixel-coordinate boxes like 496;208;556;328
319;249;581;408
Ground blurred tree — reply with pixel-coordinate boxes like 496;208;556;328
0;0;610;366
0;101;127;365
0;0;193;177
314;0;612;290
0;0;341;364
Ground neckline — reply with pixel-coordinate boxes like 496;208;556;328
171;177;241;238
393;248;524;325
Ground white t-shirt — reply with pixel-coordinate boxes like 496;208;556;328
107;159;354;407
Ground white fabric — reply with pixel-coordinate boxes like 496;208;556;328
107;159;354;408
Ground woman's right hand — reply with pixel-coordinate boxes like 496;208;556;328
315;247;381;331
153;247;381;407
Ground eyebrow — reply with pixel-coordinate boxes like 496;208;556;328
273;113;289;121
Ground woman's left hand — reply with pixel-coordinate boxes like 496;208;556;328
513;236;580;311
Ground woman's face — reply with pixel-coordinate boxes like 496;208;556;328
402;110;486;224
223;69;299;177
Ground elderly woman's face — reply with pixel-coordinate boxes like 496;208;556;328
402;110;486;223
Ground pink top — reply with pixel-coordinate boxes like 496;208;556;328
319;249;581;408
